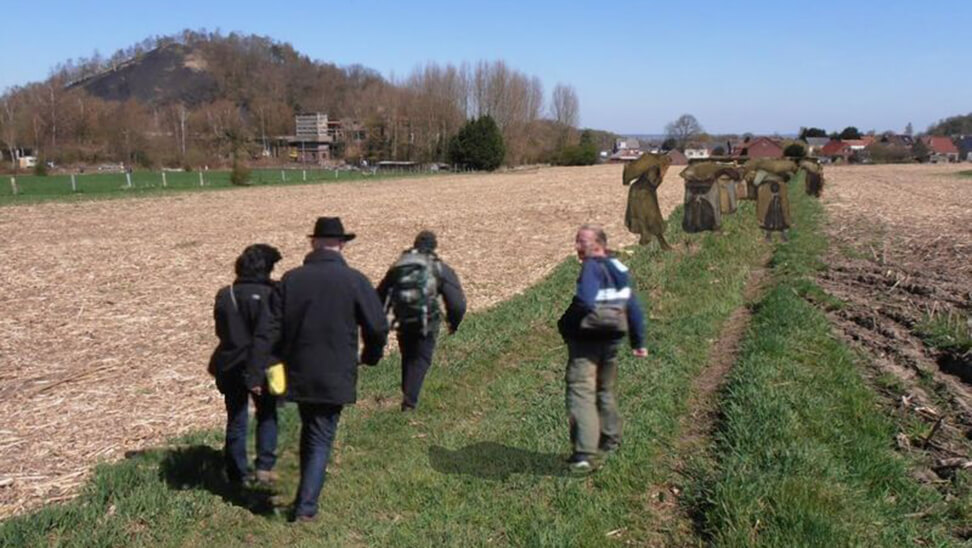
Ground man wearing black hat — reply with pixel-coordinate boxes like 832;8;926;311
257;216;388;522
377;230;466;411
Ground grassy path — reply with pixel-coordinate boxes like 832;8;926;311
2;196;768;545
686;181;971;546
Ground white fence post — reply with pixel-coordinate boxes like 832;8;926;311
10;177;17;196
71;174;77;192
126;172;132;188
199;171;204;186
281;170;286;182
302;169;306;181
161;171;167;188
334;169;338;179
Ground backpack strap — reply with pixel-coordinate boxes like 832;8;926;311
228;283;239;312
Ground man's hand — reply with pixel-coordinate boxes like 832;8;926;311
632;347;648;358
250;385;263;396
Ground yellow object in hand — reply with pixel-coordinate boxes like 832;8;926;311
267;363;286;396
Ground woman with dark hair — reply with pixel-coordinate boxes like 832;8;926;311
208;243;282;485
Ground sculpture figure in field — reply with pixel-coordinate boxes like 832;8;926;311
715;166;741;214
741;158;797;200
799;159;825;197
679;162;740;233
622;153;672;250
753;170;792;241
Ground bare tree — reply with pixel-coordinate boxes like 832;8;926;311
551;83;579;147
665;113;703;150
551;83;579;129
0;95;19;170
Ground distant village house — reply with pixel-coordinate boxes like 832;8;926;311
921;136;960;163
684;144;710;160
735;137;783;159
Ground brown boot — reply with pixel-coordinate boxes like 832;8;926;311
254;469;279;485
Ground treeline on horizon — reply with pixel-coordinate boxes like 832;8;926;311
0;29;614;171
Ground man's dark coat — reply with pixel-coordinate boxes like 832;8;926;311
257;249;388;404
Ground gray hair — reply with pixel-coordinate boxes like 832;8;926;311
578;224;608;247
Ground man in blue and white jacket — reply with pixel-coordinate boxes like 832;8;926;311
557;224;647;471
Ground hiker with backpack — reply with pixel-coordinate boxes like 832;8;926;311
208;243;283;486
557;224;647;472
377;230;466;411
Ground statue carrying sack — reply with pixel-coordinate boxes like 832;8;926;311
754;170;792;231
680;162;736;233
799;159;824;197
716;170;740;214
742;158;797;201
623;153;672;250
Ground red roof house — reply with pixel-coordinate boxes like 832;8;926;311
921;136;959;162
820;140;852;162
736;137;783;159
667;149;688;165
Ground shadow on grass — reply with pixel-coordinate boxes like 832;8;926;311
156;445;278;516
429;442;569;480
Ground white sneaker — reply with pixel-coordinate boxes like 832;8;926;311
569;459;592;472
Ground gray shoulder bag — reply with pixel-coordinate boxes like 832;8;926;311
578;262;629;335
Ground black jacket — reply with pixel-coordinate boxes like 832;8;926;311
258;249;388;405
208;278;278;392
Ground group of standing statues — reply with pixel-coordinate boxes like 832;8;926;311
623;152;825;246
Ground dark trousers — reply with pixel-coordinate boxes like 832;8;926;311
398;328;439;409
222;377;278;482
293;402;343;518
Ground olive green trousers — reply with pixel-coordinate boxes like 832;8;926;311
565;338;622;456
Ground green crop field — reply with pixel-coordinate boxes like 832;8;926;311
0;168;441;205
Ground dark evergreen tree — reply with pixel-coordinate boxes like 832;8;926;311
448;115;505;171
798;127;827;140
555;130;598;166
783;143;807;158
911;139;930;163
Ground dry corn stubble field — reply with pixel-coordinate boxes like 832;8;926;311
0;164;683;518
820;163;972;474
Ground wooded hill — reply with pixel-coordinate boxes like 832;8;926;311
927;113;972;137
0;30;607;170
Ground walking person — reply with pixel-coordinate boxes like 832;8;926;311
377;230;466;411
557;224;647;472
257;217;388;522
208;243;283;485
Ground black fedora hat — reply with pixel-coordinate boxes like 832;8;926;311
308;217;356;241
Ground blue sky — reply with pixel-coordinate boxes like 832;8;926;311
2;1;968;135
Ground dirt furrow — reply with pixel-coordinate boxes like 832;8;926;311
645;259;770;545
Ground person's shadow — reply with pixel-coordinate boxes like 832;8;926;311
155;445;277;516
429;442;569;480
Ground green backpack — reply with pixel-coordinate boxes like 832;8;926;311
386;250;441;335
